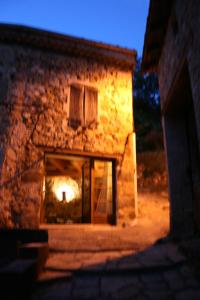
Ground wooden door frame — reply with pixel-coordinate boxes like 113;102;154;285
42;152;117;225
90;158;116;225
90;158;95;223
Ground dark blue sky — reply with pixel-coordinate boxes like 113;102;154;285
0;0;149;56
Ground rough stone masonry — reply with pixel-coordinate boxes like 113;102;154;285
0;24;137;228
142;0;200;237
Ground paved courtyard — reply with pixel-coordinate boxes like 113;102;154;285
30;193;200;299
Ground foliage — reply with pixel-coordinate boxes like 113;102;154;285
134;58;160;108
137;151;168;192
133;57;163;152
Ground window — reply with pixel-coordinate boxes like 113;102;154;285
69;85;83;129
69;84;98;129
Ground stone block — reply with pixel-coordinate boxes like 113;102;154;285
21;170;43;183
19;242;49;275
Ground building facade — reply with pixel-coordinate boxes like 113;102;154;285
0;24;137;228
142;0;200;237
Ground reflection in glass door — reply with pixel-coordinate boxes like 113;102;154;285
91;160;113;224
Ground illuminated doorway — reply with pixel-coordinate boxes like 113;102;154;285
41;154;115;224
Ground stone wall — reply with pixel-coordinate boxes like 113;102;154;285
157;0;200;237
0;43;136;228
158;0;200;113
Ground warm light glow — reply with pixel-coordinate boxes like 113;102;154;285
52;177;80;202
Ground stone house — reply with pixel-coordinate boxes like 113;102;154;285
0;24;137;228
142;0;200;238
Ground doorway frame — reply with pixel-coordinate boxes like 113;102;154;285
42;151;117;225
162;59;200;236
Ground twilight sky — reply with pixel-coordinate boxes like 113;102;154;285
0;0;149;57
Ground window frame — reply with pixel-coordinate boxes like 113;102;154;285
68;83;98;129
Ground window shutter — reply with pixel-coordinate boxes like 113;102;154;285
69;85;83;129
85;87;98;126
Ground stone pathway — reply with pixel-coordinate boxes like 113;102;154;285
30;226;200;300
29;194;200;299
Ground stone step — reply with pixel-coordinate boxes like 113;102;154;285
0;228;48;244
0;228;48;260
0;258;37;300
19;242;49;275
37;269;72;284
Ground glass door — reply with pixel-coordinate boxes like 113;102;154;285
82;159;91;223
91;160;113;224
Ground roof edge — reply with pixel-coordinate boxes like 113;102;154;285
141;0;174;73
0;23;137;70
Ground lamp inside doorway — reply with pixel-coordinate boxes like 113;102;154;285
52;177;79;203
62;191;66;201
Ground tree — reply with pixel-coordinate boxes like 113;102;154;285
133;57;163;152
134;57;160;111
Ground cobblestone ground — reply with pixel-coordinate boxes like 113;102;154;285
30;193;200;299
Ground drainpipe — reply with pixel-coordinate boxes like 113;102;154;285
132;131;138;217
